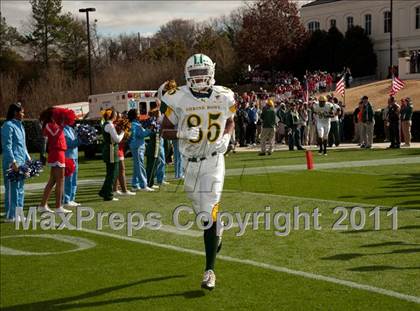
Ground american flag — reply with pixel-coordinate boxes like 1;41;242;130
335;76;345;97
389;76;405;96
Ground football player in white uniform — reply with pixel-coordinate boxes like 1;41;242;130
312;95;334;155
160;54;236;290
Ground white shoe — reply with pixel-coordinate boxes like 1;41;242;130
131;187;140;192
65;201;81;207
152;185;160;189
139;187;155;192
38;205;53;213
120;190;136;196
114;190;123;195
54;206;72;214
112;197;119;201
201;270;216;290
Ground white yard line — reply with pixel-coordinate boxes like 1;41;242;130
225;156;420;176
2;156;418;194
80;227;420;304
228;191;382;207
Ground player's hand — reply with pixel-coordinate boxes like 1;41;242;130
215;133;231;154
177;127;200;140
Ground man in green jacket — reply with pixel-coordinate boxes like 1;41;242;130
259;99;276;155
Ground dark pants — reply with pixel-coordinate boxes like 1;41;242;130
238;124;247;147
389;121;400;148
328;121;340;147
339;119;345;142
288;127;302;151
300;126;306;146
246;123;257;144
100;162;119;200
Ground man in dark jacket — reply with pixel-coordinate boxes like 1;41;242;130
246;102;258;145
361;96;375;149
387;96;401;149
285;102;305;151
236;102;249;147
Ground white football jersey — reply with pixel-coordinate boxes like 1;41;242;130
162;85;236;158
313;101;334;123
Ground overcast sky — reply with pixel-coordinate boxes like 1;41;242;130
1;1;250;36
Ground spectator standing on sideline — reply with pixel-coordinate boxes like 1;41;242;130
63;123;81;207
276;102;287;144
259;99;276;155
382;103;390;142
400;97;413;147
352;102;362;144
361;96;374;149
387;96;401;149
286;102;305;151
236;102;249;147
246;102;258;146
328;97;341;147
1;103;31;222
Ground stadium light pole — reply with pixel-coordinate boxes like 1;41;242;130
79;8;96;95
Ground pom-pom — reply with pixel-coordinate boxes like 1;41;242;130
76;124;98;146
114;116;131;139
7;160;44;182
52;108;76;126
65;158;75;177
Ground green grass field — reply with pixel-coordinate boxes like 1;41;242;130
1;148;420;310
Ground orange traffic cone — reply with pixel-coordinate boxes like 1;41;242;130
306;150;314;170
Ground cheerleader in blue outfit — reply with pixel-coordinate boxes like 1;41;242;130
127;109;153;192
1;103;31;222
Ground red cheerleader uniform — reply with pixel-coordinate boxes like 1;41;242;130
118;141;125;161
43;122;67;167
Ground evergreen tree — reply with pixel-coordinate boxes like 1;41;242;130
26;0;62;66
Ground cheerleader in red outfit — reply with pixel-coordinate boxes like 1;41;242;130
38;107;75;214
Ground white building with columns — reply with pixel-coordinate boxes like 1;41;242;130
300;0;420;79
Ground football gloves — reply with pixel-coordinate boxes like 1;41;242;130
177;127;200;140
215;133;231;154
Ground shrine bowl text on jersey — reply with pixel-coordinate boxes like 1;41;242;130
162;85;236;158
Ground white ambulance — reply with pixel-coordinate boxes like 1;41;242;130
88;90;158;120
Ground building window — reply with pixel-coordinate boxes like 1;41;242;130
308;21;320;33
384;11;392;33
330;19;336;28
365;14;372;35
416;7;420;29
347;16;354;30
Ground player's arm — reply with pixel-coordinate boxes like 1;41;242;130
224;116;235;135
